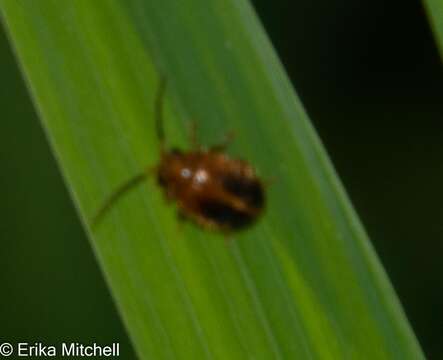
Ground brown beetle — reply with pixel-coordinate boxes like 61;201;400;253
93;78;265;233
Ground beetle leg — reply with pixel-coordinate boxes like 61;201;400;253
187;120;200;150
210;131;235;152
177;210;188;222
175;210;190;233
263;176;277;187
92;166;156;227
223;233;234;245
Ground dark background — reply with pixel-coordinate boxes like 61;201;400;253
1;0;441;358
253;0;443;358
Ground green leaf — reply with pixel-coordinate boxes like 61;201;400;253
423;0;443;60
0;0;424;359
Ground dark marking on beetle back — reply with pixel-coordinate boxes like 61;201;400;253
222;176;264;209
199;199;255;230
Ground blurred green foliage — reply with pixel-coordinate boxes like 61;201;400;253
253;0;443;357
0;26;136;358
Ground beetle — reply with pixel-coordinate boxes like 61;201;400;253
93;77;265;233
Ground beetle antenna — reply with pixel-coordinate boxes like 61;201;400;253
155;76;167;153
91;167;155;227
